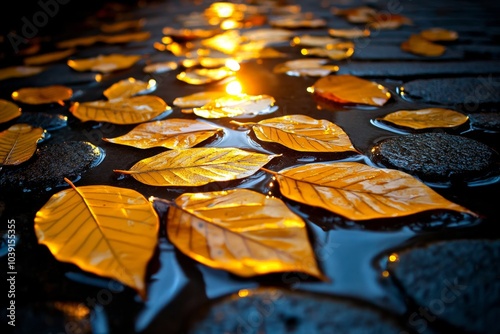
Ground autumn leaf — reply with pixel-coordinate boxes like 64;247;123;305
401;34;446;57
176;67;236;85
328;28;370;39
301;47;354;61
173;91;229;108
332;6;377;23
100;19;146;33
377;108;469;130
0;124;44;166
0;99;21;123
311;75;391;106
162;26;221;41
231;114;359;153
368;14;413;30
159;189;326;279
34;178;159;299
70;95;170;124
103;118;223;149
193;94;276;118
100;31;151;44
114;147;280;186
273;59;339;77
420;28;458;42
241;28;294;44
0;65;45;81
56;35;100;49
11;85;73;105
24;48;76;66
143;61;178;74
291;35;344;48
67;54;142;73
103;78;156;100
265;162;476;220
269;15;326;29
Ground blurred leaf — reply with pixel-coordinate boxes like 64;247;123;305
67;54;142;73
291;35;344;48
100;19;146;33
162;26;221;41
301;47;354;60
273;59;338;77
0;124;44;166
377;108;469;130
0;99;21;124
100;31;151;44
161;189;326;279
0;66;45;81
176;67;235;85
268;162;476;220
143;61;178;74
232;114;359;153
193;94;276;118
420;28;459;42
24;49;76;66
401;34;446;57
103;118;223;149
311;74;391;106
11;85;73;105
328;28;370;39
270;14;326;28
173;91;229;108
114;147;279;186
70;95;170;124
34;178;159;300
103;78;156;100
368;14;413;30
332;6;377;23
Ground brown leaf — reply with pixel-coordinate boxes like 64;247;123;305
11;85;73;105
401;34;446;57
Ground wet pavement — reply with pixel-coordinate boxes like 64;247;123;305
1;0;500;333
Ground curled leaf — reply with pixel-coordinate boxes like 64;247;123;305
0;99;21;124
34;178;159;299
311;74;391;106
163;189;326;279
377;108;469;130
193;94;276;118
67;54;142;73
69;95;170;124
103;78;156;100
103;118;223;149
232;114;358;153
114;147;279;186
0;124;44;166
401;34;446;57
268;161;476;220
11;85;73;105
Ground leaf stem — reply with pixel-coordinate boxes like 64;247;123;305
260;167;277;176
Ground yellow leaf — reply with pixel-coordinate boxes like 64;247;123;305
100;31;151;44
401;34;446;57
301;47;354;60
328;28;370;39
232;114;359;153
103;78;156;100
273;59;339;77
419;28;458;42
173;91;229;108
311;74;391;106
23;48;76;66
268;162;476;220
162;26;221;41
0;65;45;81
193;94;276;119
34;178;159;299
67;54;142;73
103;118;223;149
162;189;326;279
378;108;469;130
143;61;178;74
241;28;294;44
176;67;236;85
100;19;146;33
56;35;100;49
332;6;377;23
0;99;21;124
0;124;44;166
69;95;170;124
11;85;73;105
291;35;343;48
270;15;326;29
114;147;279;186
201;30;241;55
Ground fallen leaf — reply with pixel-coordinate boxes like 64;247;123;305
301;47;354;61
201;30;241;55
193;94;276;118
176;67;236;85
173;91;229;108
34;178;159;299
232;114;359;153
269;15;326;29
273;59;338;77
0;124;44;166
162;26;221;41
161;189;326;278
328;28;370;39
368;14;412;30
100;19;146;33
241;28;294;44
332;6;377;23
114;147;279;186
401;34;446;57
143;61;178;74
420;28;459;42
56;35;101;49
11;85;73;105
103;118;223;149
377;108;469;130
24;48;76;66
291;35;344;48
0;99;21;124
266;161;476;220
0;65;45;81
67;54;142;73
100;31;151;44
69;95;170;124
103;78;156;100
311;75;391;106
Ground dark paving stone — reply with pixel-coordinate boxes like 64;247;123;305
387;239;500;334
187;288;406;334
352;45;464;61
469;112;500;132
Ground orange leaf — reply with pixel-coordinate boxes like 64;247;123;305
23;48;76;66
103;78;156;100
11;85;73;105
377;108;469;130
401;34;446;57
0;99;21;124
34;178;159;299
0;66;45;81
420;28;459;42
328;28;370;39
67;54;142;73
0;124;44;166
311;75;391;106
173;91;229;108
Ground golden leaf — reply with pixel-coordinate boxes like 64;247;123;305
273;59;339;77
100;31;151;44
176;67;235;85
368;14;413;30
232;114;359;153
268;162;476;220
56;35;100;49
24;48;76;66
173;91;229;108
11;85;73;105
291;35;343;48
0;124;44;166
0;65;45;81
401;34;446;57
114;147;279;186
420;28;458;42
69;95;170;124
103;118;223;149
67;54;142;73
378;108;469;130
301;47;354;61
100;19;146;33
0;99;21;124
201;30;241;55
328;28;370;39
34;178;159;299
241;28;294;44
162;26;221;41
143;61;178;74
162;189;326;279
332;6;377;23
193;94;276;118
270;15;326;29
103;78;156;100
311;75;391;106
